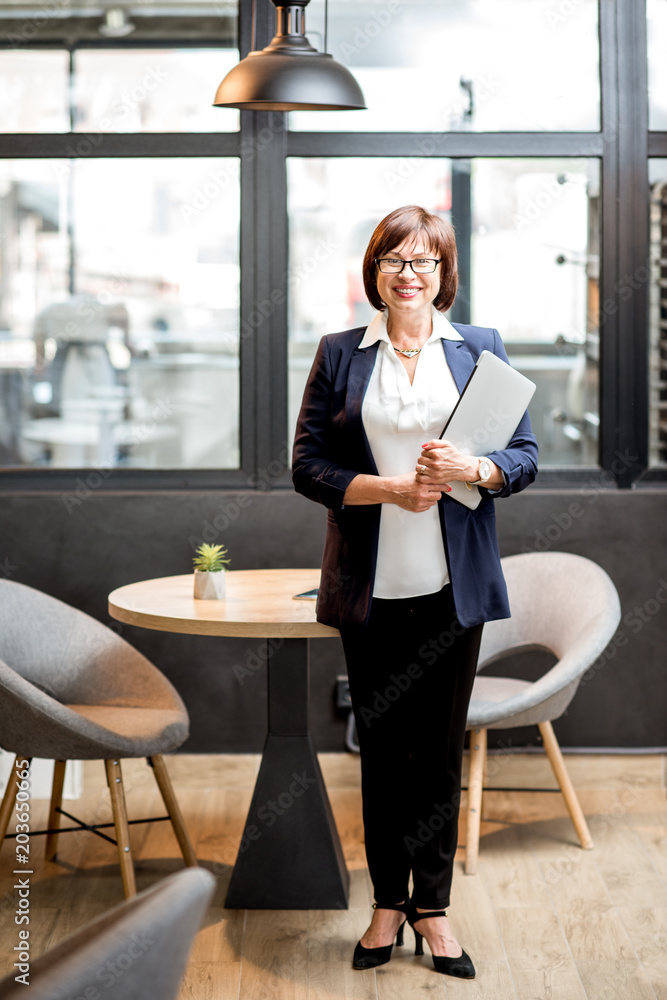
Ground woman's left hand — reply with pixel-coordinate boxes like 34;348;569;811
416;439;479;484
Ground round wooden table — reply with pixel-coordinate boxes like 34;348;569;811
109;569;348;910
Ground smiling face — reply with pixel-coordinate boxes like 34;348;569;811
375;237;442;319
362;207;458;313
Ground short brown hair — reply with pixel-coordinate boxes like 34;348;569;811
362;205;458;312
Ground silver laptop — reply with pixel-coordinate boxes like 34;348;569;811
439;350;536;510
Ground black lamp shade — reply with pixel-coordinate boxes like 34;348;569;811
213;1;366;112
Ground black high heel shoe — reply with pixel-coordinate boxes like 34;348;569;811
352;901;409;970
406;900;476;979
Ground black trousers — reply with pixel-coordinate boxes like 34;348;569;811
340;584;483;909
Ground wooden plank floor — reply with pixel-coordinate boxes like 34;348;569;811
0;751;665;999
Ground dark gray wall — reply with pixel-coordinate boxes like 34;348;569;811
1;486;665;751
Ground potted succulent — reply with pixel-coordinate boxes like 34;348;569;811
192;542;231;600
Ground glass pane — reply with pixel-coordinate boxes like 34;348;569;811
73;49;239;132
648;0;667;130
288;156;600;467
0;50;69;132
0;158;240;471
290;0;599;133
649;160;667;468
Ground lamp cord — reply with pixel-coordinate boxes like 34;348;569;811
251;0;256;52
324;0;328;52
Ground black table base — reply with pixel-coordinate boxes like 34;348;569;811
225;637;350;909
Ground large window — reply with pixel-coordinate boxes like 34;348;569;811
0;156;240;470
0;41;240;472
0;1;660;490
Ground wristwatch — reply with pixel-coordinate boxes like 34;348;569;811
465;457;493;490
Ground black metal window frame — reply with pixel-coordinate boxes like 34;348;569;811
0;0;659;492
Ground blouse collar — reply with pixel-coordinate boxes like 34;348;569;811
358;305;464;349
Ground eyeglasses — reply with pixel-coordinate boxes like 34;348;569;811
375;257;442;274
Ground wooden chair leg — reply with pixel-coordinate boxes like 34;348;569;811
105;759;137;898
0;756;31;851
539;720;594;850
465;728;486;875
148;755;198;867
45;760;67;861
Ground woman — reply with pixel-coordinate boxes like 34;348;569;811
292;205;538;979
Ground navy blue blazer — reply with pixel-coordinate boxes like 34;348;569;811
292;323;538;632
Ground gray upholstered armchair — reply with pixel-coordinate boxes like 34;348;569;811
0;579;197;898
465;552;621;873
0;867;215;1000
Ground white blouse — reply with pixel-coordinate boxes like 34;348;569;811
359;307;463;599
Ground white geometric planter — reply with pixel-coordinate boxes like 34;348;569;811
193;569;226;600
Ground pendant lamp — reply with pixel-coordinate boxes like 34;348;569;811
213;0;366;112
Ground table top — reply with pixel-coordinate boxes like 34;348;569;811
108;568;341;638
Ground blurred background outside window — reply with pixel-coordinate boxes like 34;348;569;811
72;49;239;133
648;0;667;131
0;41;240;470
0;156;240;469
648;2;667;470
0;50;70;132
290;0;599;133
649;160;667;470
0;48;239;135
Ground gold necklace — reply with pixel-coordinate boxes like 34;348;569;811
393;346;422;358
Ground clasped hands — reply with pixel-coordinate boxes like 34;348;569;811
392;439;479;513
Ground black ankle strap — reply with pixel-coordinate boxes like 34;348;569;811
411;907;448;919
372;901;408;913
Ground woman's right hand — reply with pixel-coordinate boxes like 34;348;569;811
387;473;452;512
